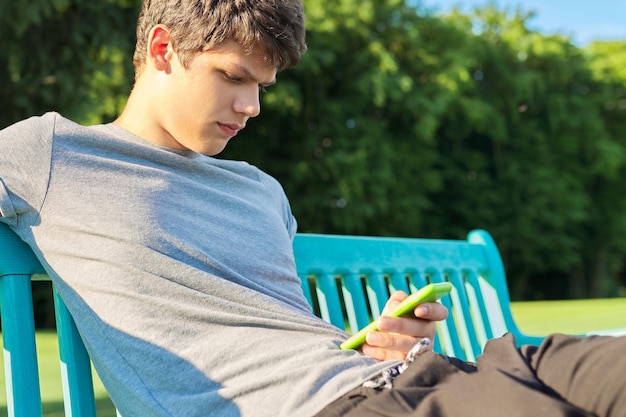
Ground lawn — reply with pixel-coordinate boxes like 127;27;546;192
0;331;116;417
1;298;625;416
510;297;626;335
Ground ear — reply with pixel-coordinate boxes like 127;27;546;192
147;24;174;72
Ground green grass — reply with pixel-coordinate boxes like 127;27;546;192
510;297;626;336
0;331;116;417
1;298;625;416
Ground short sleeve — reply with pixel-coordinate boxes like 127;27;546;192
270;175;298;240
0;113;55;226
0;178;17;225
284;196;298;240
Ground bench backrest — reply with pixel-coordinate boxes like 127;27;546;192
293;231;543;360
0;223;540;417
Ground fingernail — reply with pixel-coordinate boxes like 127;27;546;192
366;332;381;345
415;304;428;317
378;316;392;330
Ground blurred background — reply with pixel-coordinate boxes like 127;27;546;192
421;0;626;45
3;0;626;303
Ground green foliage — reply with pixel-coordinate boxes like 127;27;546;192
0;0;138;127
3;0;626;300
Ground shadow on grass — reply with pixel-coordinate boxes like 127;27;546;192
0;396;118;417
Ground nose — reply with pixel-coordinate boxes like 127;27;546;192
233;86;261;118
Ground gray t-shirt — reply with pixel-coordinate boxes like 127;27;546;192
0;113;394;417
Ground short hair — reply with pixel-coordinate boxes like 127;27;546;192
133;0;307;77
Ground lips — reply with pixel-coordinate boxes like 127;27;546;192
218;122;244;137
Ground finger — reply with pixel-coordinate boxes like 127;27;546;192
366;329;415;349
363;331;419;360
361;343;407;361
381;290;407;315
414;302;448;321
378;315;437;345
378;315;431;335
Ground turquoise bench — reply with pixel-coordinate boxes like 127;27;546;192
292;230;545;359
0;223;542;416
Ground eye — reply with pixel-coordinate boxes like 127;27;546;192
224;72;243;84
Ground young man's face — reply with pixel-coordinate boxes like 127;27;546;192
153;39;277;155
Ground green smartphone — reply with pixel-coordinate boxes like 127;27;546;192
339;282;453;350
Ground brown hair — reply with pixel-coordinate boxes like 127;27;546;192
133;0;307;77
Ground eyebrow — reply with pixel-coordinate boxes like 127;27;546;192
231;63;276;87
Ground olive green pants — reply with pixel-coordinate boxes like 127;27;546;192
317;333;626;417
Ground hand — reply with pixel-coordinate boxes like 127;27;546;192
360;290;448;361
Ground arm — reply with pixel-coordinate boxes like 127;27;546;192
361;290;449;361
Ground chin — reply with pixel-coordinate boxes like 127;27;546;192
196;143;228;156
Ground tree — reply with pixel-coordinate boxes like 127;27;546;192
581;41;626;297
0;0;138;129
